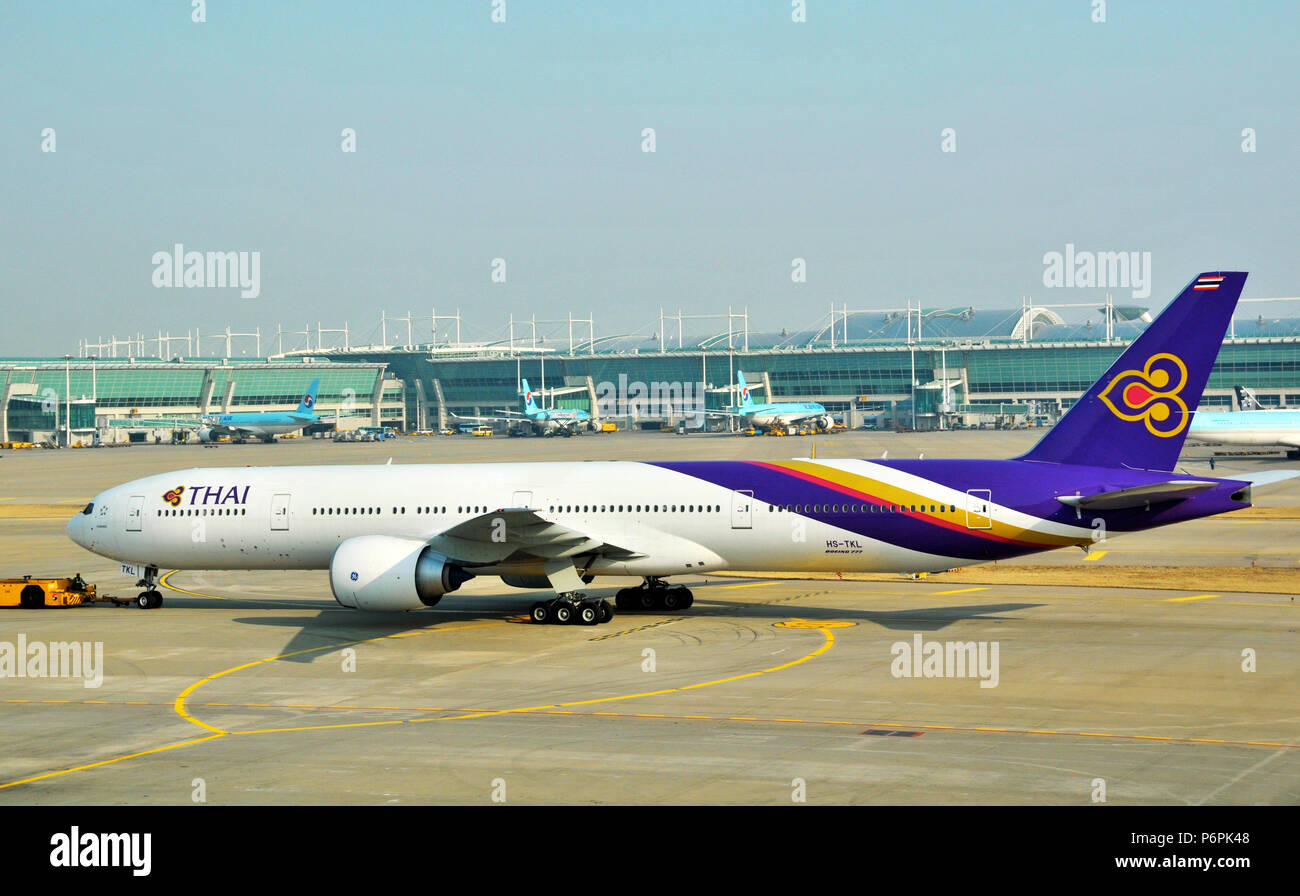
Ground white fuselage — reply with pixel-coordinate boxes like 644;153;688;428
1187;411;1300;448
65;461;1093;581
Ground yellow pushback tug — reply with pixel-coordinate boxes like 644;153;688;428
0;576;131;608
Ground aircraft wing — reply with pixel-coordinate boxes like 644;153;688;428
1057;480;1218;510
448;410;527;424
426;508;646;565
114;418;203;429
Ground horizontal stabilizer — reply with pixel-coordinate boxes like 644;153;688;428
1238;469;1300;489
1057;480;1217;510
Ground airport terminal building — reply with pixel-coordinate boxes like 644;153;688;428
0;358;405;444
309;304;1300;432
12;301;1300;444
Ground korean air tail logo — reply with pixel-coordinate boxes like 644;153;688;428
1097;353;1190;438
741;386;750;402
302;394;314;409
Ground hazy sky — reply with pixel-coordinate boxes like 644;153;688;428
2;1;1297;356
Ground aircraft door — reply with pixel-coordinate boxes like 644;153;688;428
126;495;145;532
965;489;992;529
731;489;754;529
271;493;291;530
512;490;533;508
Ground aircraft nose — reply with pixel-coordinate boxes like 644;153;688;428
66;513;85;548
67;500;94;549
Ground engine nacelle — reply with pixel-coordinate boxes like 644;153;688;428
197;427;215;443
330;536;472;611
819;415;834;431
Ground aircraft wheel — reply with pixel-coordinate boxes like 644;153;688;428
637;589;659;611
530;602;551;624
148;591;164;608
598;600;613;623
136;592;153;610
661;589;682;612
578;603;600;626
678;589;694;610
552;602;573;625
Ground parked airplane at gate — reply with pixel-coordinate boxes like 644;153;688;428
725;372;833;432
451;379;593;437
68;272;1295;622
1187;385;1300;456
191;378;323;443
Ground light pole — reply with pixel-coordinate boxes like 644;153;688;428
63;355;71;446
89;355;98;441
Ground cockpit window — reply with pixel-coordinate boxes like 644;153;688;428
82;503;94;515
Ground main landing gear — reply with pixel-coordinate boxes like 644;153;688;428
530;593;614;626
134;565;164;609
613;577;694;613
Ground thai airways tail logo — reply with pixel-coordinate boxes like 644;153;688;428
163;486;185;506
1097;353;1190;437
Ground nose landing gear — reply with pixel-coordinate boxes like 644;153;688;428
133;565;164;609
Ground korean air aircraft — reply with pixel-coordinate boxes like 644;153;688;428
452;379;593;437
195;379;322;443
68;272;1294;620
728;372;834;432
1187;405;1300;456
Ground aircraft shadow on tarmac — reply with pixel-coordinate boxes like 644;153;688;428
692;600;1045;631
222;599;1044;664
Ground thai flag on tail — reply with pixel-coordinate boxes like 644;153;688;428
1193;275;1225;290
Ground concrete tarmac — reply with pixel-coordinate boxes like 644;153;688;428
0;431;1296;804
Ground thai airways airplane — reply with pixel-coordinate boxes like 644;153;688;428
194;379;322;443
727;372;834;432
452;379;593;437
67;272;1293;621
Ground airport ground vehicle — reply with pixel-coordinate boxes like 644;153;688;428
0;576;134;607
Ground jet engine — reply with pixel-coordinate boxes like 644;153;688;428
819;415;834;432
330;536;472;611
197;427;215;443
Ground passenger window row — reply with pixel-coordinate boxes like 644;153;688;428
545;504;722;514
768;502;958;514
158;508;246;516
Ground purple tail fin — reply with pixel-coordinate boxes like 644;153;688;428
1019;271;1247;471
